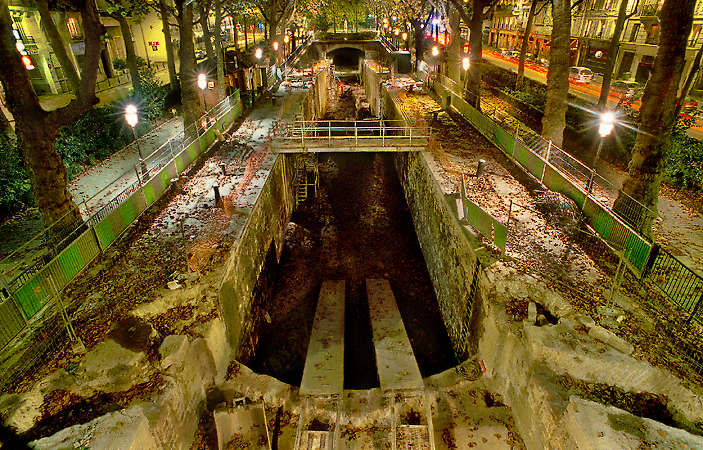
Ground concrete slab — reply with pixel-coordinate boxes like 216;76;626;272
300;280;346;396
564;396;703;450
366;279;423;391
214;403;271;450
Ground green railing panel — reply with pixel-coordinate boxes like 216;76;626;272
159;166;171;191
95;218;116;249
14;276;46;318
493;220;508;252
525;151;545;180
143;182;156;206
131;190;147;216
57;241;84;282
188;141;199;161
0;299;25;350
625;233;652;271
106;208;127;239
176;154;186;173
582;197;601;222
594;209;614;240
75;229;100;266
119;197;136;225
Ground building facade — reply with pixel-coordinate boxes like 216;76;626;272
6;0;173;97
486;0;703;92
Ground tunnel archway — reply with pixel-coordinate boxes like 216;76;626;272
327;47;364;70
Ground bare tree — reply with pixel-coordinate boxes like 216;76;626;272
175;0;202;132
614;0;696;235
34;0;81;93
597;0;639;107
541;0;571;147
158;0;179;91
0;0;105;225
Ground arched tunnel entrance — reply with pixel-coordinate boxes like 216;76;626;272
327;47;364;71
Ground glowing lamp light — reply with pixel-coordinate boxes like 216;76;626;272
21;54;34;70
284;34;290;43
384;23;389;29
394;28;400;36
124;104;138;128
402;32;408;40
197;73;207;90
462;57;470;71
273;41;279;51
598;111;616;137
431;45;439;57
255;47;263;59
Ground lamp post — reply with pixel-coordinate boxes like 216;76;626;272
197;73;208;114
462;56;471;96
587;111;616;193
125;104;148;177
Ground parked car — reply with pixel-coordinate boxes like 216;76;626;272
568;66;594;83
610;80;642;99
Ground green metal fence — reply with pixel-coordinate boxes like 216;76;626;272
435;74;703;323
0;95;242;351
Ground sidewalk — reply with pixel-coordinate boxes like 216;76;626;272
70;116;183;216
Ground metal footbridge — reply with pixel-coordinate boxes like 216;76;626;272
272;119;430;153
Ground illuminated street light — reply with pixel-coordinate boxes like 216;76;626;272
589;111;617;191
284;34;290;43
255;47;263;59
432;45;439;57
394;28;399;36
401;32;408;40
197;73;209;113
273;40;279;51
462;57;470;71
598;111;616;137
124;104;148;177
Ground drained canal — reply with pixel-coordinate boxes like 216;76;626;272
244;152;456;389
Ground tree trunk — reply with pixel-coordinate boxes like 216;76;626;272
614;0;696;235
35;0;81;93
159;0;178;91
541;0;571;147
597;0;630;107
176;0;202;133
198;1;215;68
468;0;484;110
413;25;424;72
214;0;226;99
244;21;249;50
116;15;141;93
516;0;538;89
674;43;703;118
0;0;104;226
447;9;462;84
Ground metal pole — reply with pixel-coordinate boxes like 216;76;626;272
593;137;604;168
135;165;143;185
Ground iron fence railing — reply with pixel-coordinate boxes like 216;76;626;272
434;73;703;325
0;95;236;300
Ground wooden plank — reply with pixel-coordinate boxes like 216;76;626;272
300;280;345;396
366;279;423;391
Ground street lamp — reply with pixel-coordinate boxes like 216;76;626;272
432;45;439;57
273;40;279;51
124;104;148;177
588;111;616;192
255;47;263;60
462;56;470;72
197;73;208;114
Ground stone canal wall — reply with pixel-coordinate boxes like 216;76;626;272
218;153;295;356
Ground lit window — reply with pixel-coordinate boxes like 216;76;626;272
67;17;81;39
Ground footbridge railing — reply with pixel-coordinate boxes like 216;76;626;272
272;119;431;152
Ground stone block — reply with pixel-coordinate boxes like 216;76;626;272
564;396;703;449
528;302;537;324
588;325;634;355
31;405;158;450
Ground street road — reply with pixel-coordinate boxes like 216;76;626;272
483;49;703;140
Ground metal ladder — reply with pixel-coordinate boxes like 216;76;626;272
293;154;319;207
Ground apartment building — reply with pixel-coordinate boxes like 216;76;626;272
6;0;171;96
486;0;703;91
